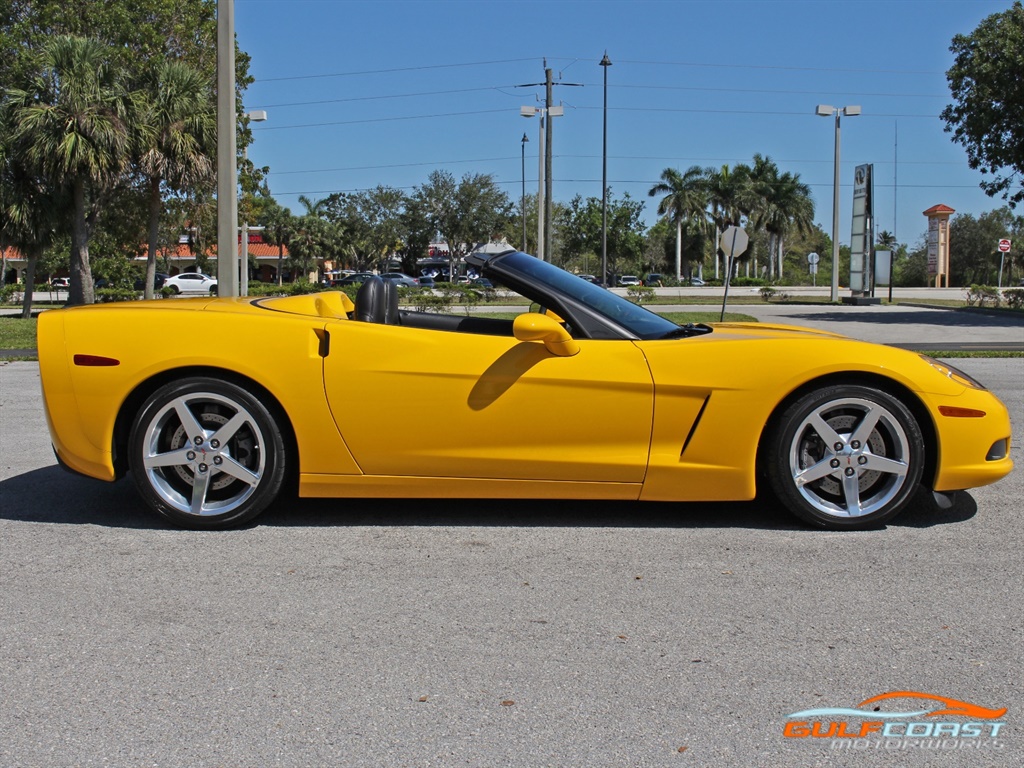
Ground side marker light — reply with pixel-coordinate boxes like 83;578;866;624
73;354;120;367
937;405;986;418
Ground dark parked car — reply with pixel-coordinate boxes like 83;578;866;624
333;272;376;287
134;273;170;291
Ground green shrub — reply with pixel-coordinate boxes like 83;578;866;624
1002;288;1024;309
626;285;655;304
0;284;19;304
245;281;290;297
95;287;140;303
965;284;1001;307
287;279;319;296
410;291;452;313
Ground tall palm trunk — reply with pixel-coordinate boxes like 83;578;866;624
145;177;162;300
675;218;682;281
69;178;94;305
19;248;40;319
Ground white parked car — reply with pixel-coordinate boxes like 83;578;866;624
164;273;218;295
618;275;642;286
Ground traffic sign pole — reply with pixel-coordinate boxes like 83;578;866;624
997;239;1012;289
719;226;749;322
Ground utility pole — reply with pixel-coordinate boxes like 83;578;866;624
544;68;554;265
515;62;580;264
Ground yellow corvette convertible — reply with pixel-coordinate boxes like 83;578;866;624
38;250;1012;530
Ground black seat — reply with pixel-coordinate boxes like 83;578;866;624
354;276;399;324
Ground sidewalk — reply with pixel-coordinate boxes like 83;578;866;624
685;302;1024;351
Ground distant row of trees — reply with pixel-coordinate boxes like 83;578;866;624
648;155;815;282
0;1;250;316
3;2;1023;317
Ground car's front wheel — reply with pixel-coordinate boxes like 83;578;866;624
128;377;286;529
766;384;924;529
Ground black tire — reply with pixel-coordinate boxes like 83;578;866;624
128;377;286;529
209;285;218;296
169;285;180;295
765;384;924;529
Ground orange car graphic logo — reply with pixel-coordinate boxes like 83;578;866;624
857;691;1006;720
788;690;1006;720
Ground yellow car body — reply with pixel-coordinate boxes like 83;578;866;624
37;251;1012;529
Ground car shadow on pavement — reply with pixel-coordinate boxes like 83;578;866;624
0;466;977;532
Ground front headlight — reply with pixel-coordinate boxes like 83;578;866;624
921;355;987;390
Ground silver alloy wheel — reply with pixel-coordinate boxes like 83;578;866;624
139;391;266;517
787;396;911;518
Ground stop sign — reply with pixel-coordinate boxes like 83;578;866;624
998;239;1012;252
720;226;749;257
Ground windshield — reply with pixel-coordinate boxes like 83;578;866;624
490;251;683;340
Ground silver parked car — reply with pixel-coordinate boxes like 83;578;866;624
380;272;420;288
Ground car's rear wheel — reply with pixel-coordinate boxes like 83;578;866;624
128;377;286;529
169;285;180;295
766;384;924;529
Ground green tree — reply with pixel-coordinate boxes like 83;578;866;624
648;166;709;280
259;199;294;286
747;155;815;281
949;208;1019;285
6;36;137;305
559;191;647;279
0;146;60;317
321;186;408;272
136;60;216;298
287;214;342;282
942;1;1024;208
704;163;754;278
412;170;513;278
1;1;251;300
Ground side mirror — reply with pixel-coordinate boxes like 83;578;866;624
513;312;579;357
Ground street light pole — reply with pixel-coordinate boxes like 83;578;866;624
816;104;860;302
216;0;238;297
600;52;612;287
521;132;529;251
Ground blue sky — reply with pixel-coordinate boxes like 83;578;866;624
236;0;1016;249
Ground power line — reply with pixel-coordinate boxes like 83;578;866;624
255;57;539;82
268;154;968;177
252;104;942;133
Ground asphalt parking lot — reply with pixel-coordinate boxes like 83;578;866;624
1;352;1021;766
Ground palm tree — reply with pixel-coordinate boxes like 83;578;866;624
763;171;814;281
648;166;708;280
261;200;294;285
0;155;59;318
136;60;216;299
876;230;897;250
748;156;815;280
704;164;754;278
7;36;135;305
